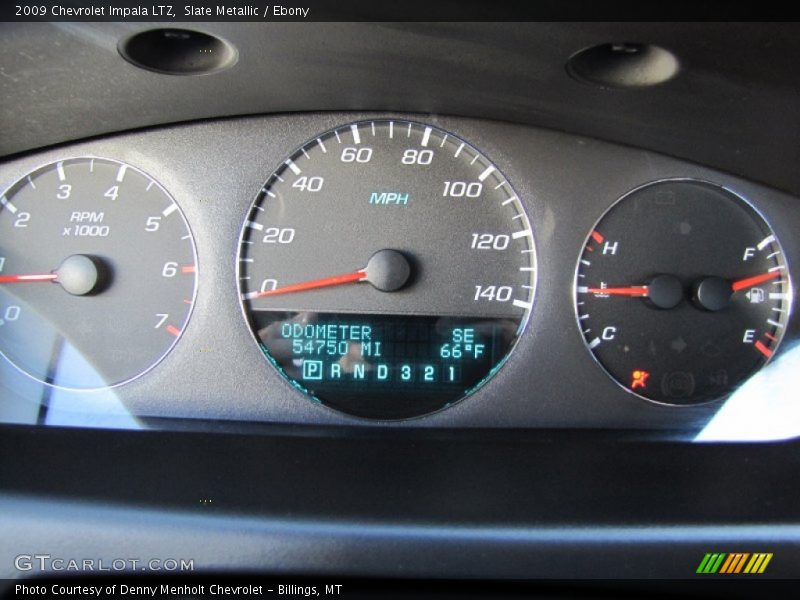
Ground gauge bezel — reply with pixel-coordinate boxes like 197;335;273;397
572;177;794;407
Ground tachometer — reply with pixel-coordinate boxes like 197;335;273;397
575;179;791;405
0;157;197;390
238;120;535;419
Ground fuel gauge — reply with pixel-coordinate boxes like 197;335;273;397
575;179;791;405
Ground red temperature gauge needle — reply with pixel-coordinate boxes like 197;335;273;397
731;270;781;292
587;286;649;297
0;273;58;283
256;270;367;298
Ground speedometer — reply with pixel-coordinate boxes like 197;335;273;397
238;120;535;419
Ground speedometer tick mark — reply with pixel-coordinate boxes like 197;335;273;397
316;138;327;153
513;299;532;310
478;165;495;181
421;127;432;147
350;124;361;144
285;159;301;175
454;143;464;157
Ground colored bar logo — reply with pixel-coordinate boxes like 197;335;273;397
696;552;773;574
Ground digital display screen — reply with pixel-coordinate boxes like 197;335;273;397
251;312;520;419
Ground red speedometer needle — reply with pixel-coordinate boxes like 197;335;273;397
731;270;781;292
0;273;58;283
587;286;649;297
257;270;367;298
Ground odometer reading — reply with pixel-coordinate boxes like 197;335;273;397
239;120;535;419
576;180;791;405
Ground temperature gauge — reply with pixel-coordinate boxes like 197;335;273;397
575;179;791;405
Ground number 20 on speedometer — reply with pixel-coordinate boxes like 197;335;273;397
238;120;536;419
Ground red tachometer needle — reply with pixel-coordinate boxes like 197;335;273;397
587;286;649;297
257;270;367;298
731;270;781;292
0;273;58;283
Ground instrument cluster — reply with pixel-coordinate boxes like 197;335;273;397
0;113;797;439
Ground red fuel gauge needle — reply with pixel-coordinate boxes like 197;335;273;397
731;270;781;292
0;273;58;283
587;286;649;297
257;270;367;298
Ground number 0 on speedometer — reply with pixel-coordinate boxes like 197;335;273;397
238;120;536;419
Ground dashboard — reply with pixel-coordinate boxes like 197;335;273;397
1;18;800;585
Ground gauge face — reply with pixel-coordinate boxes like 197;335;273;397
0;158;197;390
239;120;535;420
576;180;791;405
